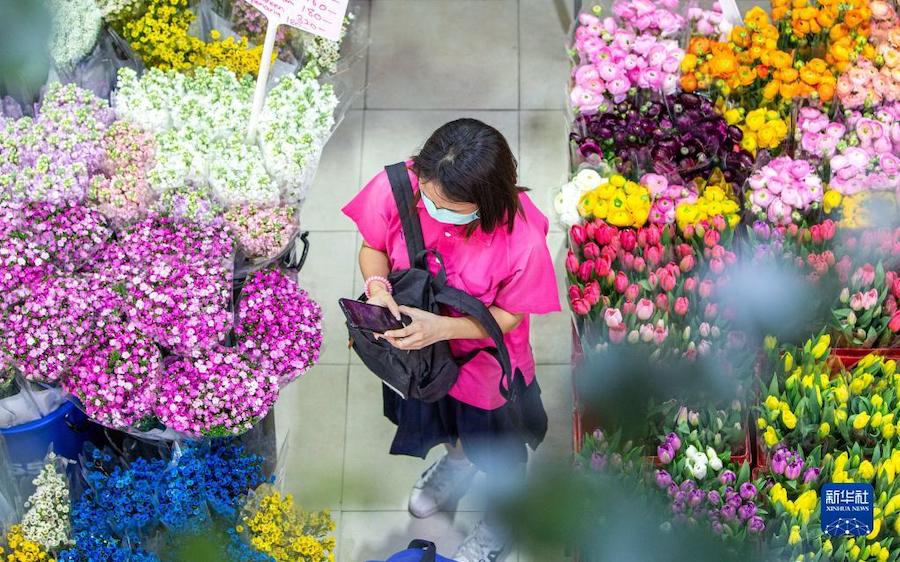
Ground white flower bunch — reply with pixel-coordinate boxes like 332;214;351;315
21;453;72;552
258;72;337;203
554;166;610;227
114;66;336;208
297;14;353;75
683;444;724;480
95;0;140;19
49;0;102;70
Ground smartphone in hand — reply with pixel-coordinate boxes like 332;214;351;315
339;298;410;333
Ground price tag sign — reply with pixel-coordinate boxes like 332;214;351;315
245;0;348;41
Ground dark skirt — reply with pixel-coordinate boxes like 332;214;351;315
382;379;549;473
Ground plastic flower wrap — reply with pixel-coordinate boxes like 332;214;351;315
224;205;298;261
114;66;337;208
48;0;102;70
570;12;683;114
20;453;72;553
0;82;114;203
744;156;824;226
571;91;754;186
237;483;336;562
577;174;652;228
115;0;268;76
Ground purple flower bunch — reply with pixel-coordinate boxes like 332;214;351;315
236;269;323;385
89;121;156;225
570;13;683;114
155;347;279;437
745;156;824;226
115;215;234;355
770;447;820;483
572;92;754;185
224;204;298;261
656;431;681;464
797;104;900;196
612;0;686;38
65;319;161;429
657;471;765;535
0;83;114;203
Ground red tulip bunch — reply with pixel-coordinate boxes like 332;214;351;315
566;219;737;360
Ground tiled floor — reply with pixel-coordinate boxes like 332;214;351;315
278;1;764;559
277;1;573;560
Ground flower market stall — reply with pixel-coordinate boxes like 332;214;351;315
558;0;900;558
0;1;351;557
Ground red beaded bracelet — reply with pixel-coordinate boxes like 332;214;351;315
364;276;393;299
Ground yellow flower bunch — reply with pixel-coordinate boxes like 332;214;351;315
771;483;819;524
723;106;790;154
238;484;336;562
838;192;898;229
118;0;270;76
0;525;53;562
577;174;651;228
674;169;741;232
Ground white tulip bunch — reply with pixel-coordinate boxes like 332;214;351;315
684;444;724;480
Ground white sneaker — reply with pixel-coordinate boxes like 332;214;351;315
453;519;509;562
408;454;477;518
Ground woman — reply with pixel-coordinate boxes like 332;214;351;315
342;118;560;562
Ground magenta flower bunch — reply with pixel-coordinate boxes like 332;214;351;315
0;276;95;383
236;269;323;385
115;215;234;355
570;12;683;114
223;204;298;261
642;173;697;225
0;83;114;203
611;0;686;38
155;347;279;437
65;319;161;429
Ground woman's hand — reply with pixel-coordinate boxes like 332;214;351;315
381;306;450;351
366;283;401;321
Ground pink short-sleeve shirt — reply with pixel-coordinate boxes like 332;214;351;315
342;163;561;410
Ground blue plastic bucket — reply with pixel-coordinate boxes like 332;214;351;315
0;401;91;482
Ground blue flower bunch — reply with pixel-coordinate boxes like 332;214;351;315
57;440;269;561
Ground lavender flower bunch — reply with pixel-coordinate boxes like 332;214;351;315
0;83;114;203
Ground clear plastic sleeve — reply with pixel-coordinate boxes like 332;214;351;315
55;28;144;102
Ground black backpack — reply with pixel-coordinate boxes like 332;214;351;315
345;162;524;404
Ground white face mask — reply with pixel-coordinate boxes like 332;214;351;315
420;190;479;225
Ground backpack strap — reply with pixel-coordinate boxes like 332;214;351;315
434;285;521;402
385;163;426;266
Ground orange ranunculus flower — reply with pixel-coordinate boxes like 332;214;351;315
791;0;807;9
763;80;781;100
844;9;865;29
830;42;851;61
808;18;822;34
807;58;827;74
816;9;835;27
738;66;757;85
681;74;698;92
756;64;770;79
711;54;738;77
800;67;821;85
778;67;800;83
690;37;711;55
769;50;793;69
780;80;800;99
830;23;848;41
730;26;751;48
798;6;818;20
772;6;789;20
745;7;770;28
861;43;876;60
817;82;835;101
794;19;811;35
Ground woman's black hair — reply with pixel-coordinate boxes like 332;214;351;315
411;118;525;234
